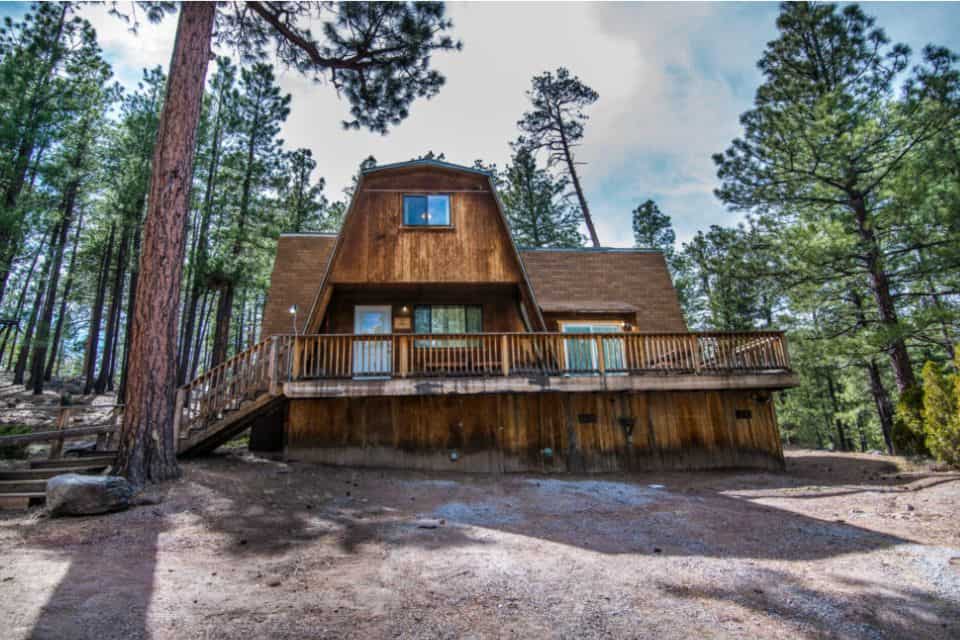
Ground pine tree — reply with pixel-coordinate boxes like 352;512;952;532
516;68;600;247
499;147;582;248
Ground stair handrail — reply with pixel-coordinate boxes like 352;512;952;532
175;335;292;441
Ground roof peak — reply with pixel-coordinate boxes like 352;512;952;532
362;158;493;176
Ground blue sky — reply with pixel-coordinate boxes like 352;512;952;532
3;2;959;247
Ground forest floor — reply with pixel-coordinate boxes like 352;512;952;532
0;446;956;639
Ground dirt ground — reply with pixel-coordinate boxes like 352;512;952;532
0;447;958;640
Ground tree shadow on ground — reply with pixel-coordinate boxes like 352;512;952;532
18;489;170;640
658;566;959;640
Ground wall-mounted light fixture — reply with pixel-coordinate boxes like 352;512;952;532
401;305;410;314
289;304;298;336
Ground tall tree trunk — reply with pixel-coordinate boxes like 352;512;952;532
13;234;54;385
189;290;211;381
850;195;916;392
177;103;223;384
83;223;115;394
29;180;79;394
866;359;895;455
45;211;84;381
95;224;131;393
117;219;142;401
210;284;234;367
0;237;45;366
557;124;599;247
115;2;216;486
824;369;849;451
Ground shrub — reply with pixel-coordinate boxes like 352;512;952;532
923;356;960;468
893;385;929;456
0;424;31;459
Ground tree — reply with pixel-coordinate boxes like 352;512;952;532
713;2;960;393
280;148;327;233
499;147;582;248
631;200;675;258
516;67;600;247
114;2;460;485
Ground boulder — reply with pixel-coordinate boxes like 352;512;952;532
46;474;133;517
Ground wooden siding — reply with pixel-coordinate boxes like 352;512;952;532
321;284;525;334
329;190;524;285
284;389;784;473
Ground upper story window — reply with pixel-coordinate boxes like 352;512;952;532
403;194;451;226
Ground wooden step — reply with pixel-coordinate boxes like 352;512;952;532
0;466;107;481
0;493;45;510
30;456;114;470
0;479;46;493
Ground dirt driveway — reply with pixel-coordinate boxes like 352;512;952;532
1;449;958;639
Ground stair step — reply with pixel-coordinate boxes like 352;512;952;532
30;456;114;470
0;466;107;481
0;479;47;493
0;493;45;510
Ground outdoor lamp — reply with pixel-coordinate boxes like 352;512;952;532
289;304;298;336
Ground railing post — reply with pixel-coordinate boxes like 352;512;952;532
501;335;510;376
292;336;302;380
595;336;606;376
50;406;70;459
268;335;280;395
398;335;409;377
172;387;186;438
690;334;702;373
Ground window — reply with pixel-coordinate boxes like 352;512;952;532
403;194;451;226
414;305;482;334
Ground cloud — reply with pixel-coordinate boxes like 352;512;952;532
6;1;959;249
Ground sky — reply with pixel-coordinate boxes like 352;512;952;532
3;1;959;247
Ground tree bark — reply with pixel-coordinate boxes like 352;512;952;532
13;232;54;385
0;237;45;367
557;123;599;247
29;180;79;393
115;2;216;487
44;210;82;380
117;219;142;401
83;222;114;395
95;224;131;393
210;285;234;368
850;194;916;392
866;359;895;455
824;369;849;451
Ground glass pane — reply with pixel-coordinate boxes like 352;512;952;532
431;306;447;333
414;306;431;333
466;306;482;333
427;195;450;225
447;306;465;333
403;195;428;225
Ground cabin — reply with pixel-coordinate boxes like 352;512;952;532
174;159;798;472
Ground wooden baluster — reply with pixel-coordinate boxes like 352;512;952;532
501;335;510;376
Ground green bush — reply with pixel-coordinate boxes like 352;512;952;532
893;385;930;456
922;356;960;468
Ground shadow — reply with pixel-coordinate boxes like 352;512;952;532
18;489;170;640
659;566;959;640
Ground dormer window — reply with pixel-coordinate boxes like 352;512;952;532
403;194;451;226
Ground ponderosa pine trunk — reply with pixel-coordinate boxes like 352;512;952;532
29;179;79;394
45;210;83;381
0;237;44;367
850;194;916;392
115;2;216;486
824;369;849;451
83;222;114;395
117;218;142;401
95;224;131;393
13;228;55;385
210;285;234;368
557;123;599;247
866;359;896;455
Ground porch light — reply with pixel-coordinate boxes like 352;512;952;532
289;304;298;315
401;305;409;313
289;304;298;337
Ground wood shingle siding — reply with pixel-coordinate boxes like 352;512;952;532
260;234;336;337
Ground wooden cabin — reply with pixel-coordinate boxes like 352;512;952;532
175;159;798;472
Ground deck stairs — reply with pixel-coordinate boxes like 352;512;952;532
175;336;290;457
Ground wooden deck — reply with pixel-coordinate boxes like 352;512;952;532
175;331;795;455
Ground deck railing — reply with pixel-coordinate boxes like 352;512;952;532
285;331;790;380
175;331;789;442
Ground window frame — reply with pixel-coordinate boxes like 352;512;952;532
413;304;483;347
401;193;453;228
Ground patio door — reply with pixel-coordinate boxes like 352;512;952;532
562;323;625;374
353;305;392;377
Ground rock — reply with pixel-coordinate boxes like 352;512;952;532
46;474;133;517
416;518;443;529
